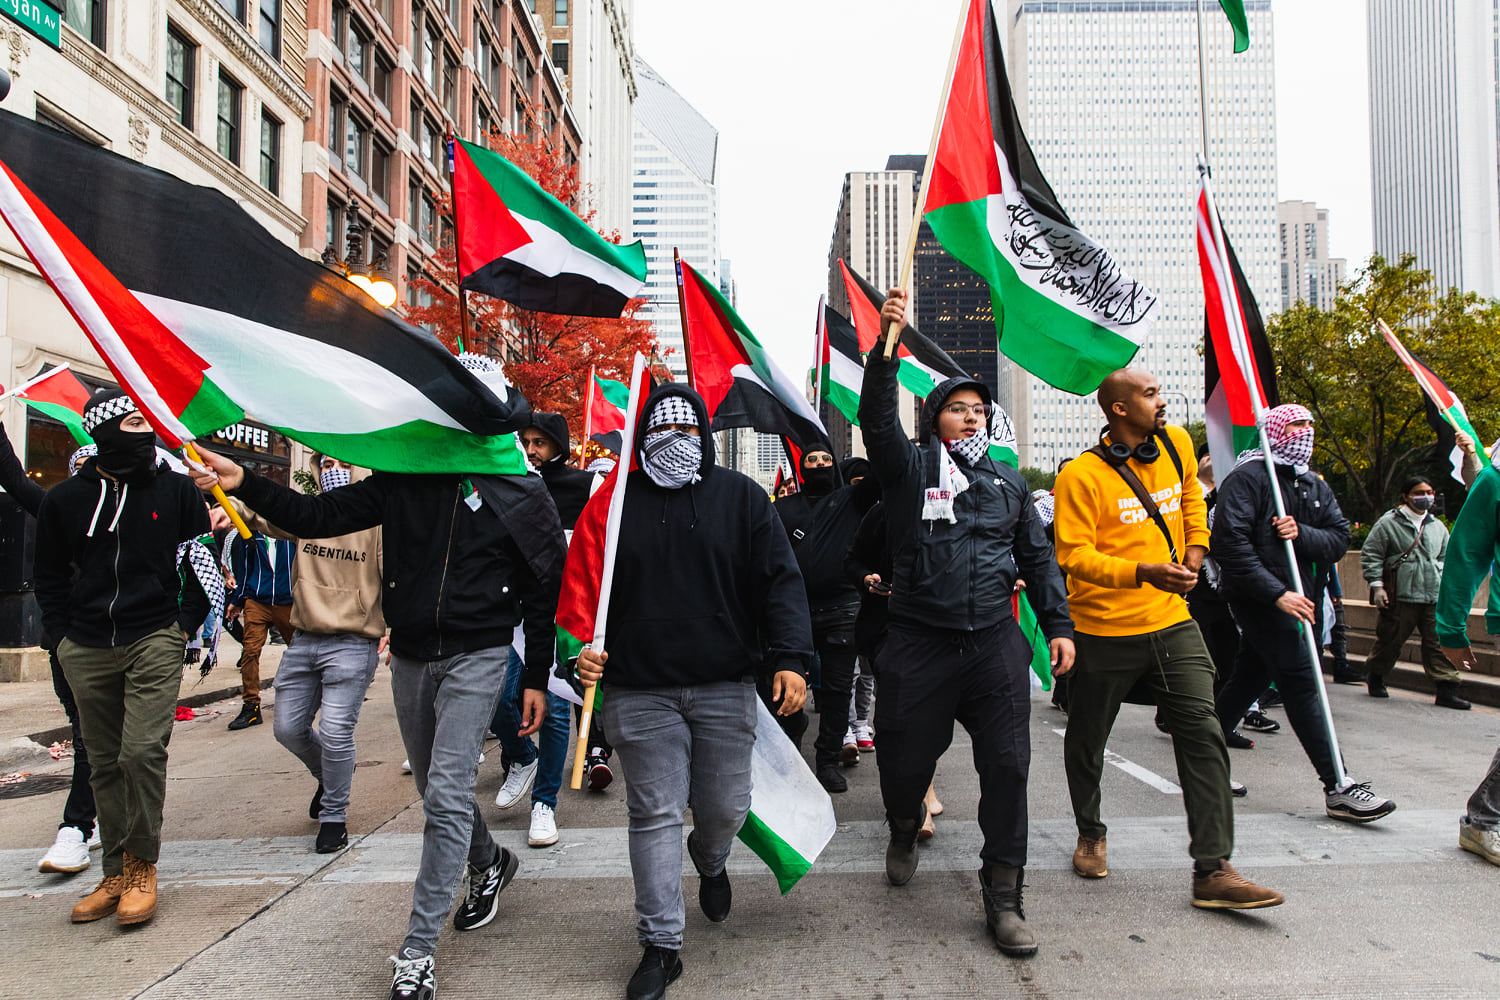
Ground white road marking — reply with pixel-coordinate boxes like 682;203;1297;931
1052;727;1182;794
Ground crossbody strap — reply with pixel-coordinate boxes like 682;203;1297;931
1088;447;1179;563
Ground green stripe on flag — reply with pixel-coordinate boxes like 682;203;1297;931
1018;592;1052;691
1219;0;1250;52
178;380;245;440
596;375;630;410
22;398;90;444
268;420;530;475
737;810;813;895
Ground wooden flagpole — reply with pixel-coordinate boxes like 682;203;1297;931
580;364;596;468
883;0;971;359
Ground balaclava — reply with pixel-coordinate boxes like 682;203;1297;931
800;452;837;498
82;390;157;480
641;396;702;490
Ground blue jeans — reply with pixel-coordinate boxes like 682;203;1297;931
391;646;507;958
489;647;570;808
603;679;756;949
271;632;379;823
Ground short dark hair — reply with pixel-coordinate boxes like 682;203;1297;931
1400;476;1434;495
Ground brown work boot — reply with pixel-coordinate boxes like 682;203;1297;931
1072;835;1108;878
70;873;126;923
1191;860;1284;910
117;853;158;925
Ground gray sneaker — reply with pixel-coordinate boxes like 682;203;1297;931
1325;781;1396;823
1459;817;1500;866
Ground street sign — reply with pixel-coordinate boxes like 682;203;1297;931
0;0;61;50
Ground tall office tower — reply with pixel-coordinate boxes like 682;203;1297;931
1008;0;1277;471
1368;0;1500;297
1278;200;1348;311
632;57;719;382
534;0;636;237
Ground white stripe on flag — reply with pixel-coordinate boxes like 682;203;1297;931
506;212;645;298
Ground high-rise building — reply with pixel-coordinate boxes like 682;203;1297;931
533;0;635;237
1278;200;1347;311
1008;0;1277;471
1368;0;1500;296
302;0;581;356
631;57;718;382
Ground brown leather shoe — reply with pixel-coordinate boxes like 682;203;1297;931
117;853;158;925
1191;861;1284;909
1072;835;1107;878
71;873;126;923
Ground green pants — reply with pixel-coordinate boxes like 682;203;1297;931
1366;600;1460;683
58;627;184;875
1063;620;1234;866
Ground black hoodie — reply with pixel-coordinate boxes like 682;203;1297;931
35;458;211;647
600;383;814;688
774;457;881;609
528;412;597;530
857;354;1072;638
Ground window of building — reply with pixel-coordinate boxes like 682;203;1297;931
165;26;196;128
371;137;392;202
442;48;458;118
407;179;422;233
425;116;443;172
327;198;345;250
420;191;436;245
217;72;243;165
259;111;281;195
423;16;440;92
332;1;348;55
476;97;490;139
216;0;245;17
552;41;568;76
347;18;370;78
373;50;395;107
328;93;347;165
66;0;107;46
257;0;281;58
514;38;532;95
345;110;367;177
555;0;567;27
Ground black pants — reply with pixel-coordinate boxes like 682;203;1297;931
1189;598;1240;694
1217;601;1342;790
811;609;859;768
50;649;96;838
874;620;1032;867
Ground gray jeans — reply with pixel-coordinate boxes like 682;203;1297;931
604;679;757;949
848;656;874;725
1469;746;1500;831
271;632;379;823
390;646;507;957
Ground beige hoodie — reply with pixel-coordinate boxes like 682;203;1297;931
230;499;385;639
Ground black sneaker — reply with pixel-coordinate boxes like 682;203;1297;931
1224;729;1255;749
315;822;347;854
587;749;613;792
453;846;518;931
1330;667;1367;685
816;764;848;793
1367;675;1389;698
686;830;731;922
389;953;435;1000
309;782;324;820
227;703;262;731
626;945;683;1000
1242;710;1280;733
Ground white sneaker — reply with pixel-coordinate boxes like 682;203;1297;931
855;723;875;752
1325;780;1397;823
87;827;101;850
1460;817;1500;866
401;759;412;774
495;759;538;809
528;802;558;847
839;727;860;765
38;827;90;873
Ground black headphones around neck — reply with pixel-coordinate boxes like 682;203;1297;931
1099;427;1161;466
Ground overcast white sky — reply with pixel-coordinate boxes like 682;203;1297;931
631;0;1370;378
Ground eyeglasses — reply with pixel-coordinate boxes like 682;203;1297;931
943;402;991;418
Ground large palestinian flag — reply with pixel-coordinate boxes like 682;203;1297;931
1379;319;1488;483
0;111;529;473
11;365;92;444
922;0;1159;395
1197;179;1277;477
678;259;830;454
451;137;646;318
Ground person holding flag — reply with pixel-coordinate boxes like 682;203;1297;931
574;382;811;1000
1052;369;1282;909
856;290;1073;958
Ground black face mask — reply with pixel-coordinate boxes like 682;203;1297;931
93;426;158;480
801;465;837;496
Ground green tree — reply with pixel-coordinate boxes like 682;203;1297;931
1020;466;1056;492
1267;253;1500;521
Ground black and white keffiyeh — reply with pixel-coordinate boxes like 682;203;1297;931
1031;489;1055;527
642;430;702;489
178;538;226;676
646;396;698;430
81;393;138;434
945;432;989;467
320;467;352;492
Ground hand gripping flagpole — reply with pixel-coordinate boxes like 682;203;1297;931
569;351;648;789
184;441;253;539
1199;161;1349;789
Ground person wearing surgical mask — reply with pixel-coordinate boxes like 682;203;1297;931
1360;476;1466;708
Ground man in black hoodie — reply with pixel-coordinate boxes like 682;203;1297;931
857;290;1074;958
774;447;880;792
191;358;566;1000
576;384;811;1000
35;390;211;928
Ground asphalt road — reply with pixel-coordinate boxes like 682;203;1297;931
2;667;1499;1000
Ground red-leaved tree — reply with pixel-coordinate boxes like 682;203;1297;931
403;129;661;448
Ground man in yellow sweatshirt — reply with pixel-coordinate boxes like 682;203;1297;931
1053;369;1282;910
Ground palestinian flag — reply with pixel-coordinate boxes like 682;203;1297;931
678;259;830;454
1219;0;1250;53
922;0;1160;395
587;371;629;438
741;698;838;893
1380;319;1487;483
10;365;92;444
1197;179;1277;476
819;305;864;427
451;137;647;318
0;112;530;474
1015;590;1052;691
839;261;1017;465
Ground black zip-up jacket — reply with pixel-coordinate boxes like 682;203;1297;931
0;425;44;516
35;459;211;648
1211;458;1350;606
233;468;565;686
601;382;813;688
857;354;1072;638
774;471;880;610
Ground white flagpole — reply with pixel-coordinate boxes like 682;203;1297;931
812;294;826;407
569;350;648;790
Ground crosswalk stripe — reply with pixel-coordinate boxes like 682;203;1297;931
1052;727;1182;794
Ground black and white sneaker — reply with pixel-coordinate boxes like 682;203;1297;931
1242;710;1280;733
1325;781;1397;824
453;846;518;931
389;953;435;1000
1224;729;1255;750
